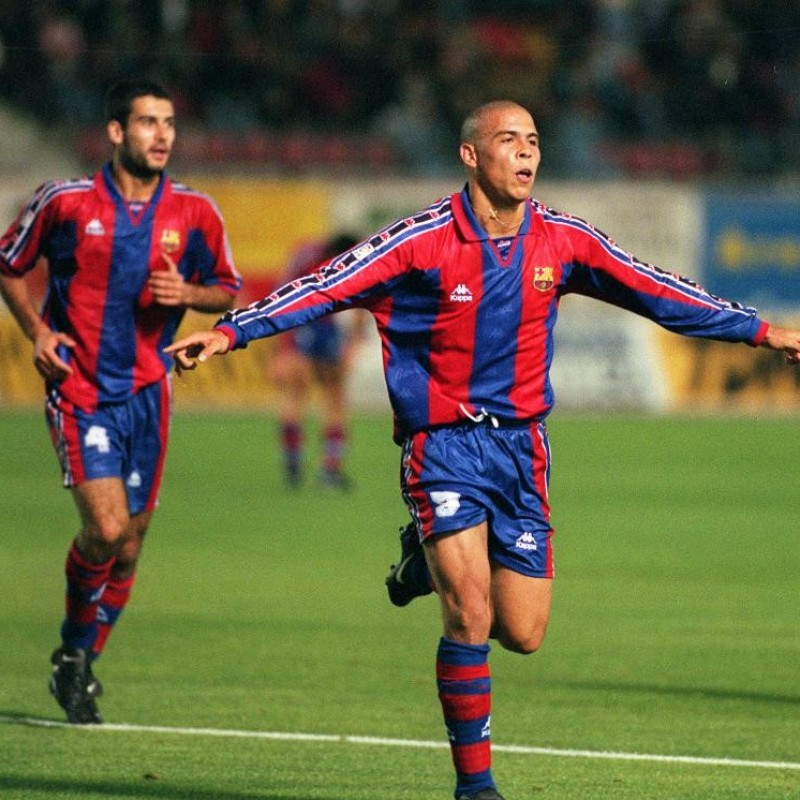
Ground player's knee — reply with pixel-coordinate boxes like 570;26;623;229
442;597;493;642
494;622;549;655
83;511;130;551
115;538;142;570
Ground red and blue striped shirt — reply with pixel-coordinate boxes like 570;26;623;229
217;186;766;441
0;163;241;412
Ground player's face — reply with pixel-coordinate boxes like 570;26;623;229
110;95;176;179
461;104;540;208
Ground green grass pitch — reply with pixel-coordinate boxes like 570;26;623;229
1;408;798;799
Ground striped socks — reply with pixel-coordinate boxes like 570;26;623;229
61;539;113;651
436;636;495;796
93;573;135;659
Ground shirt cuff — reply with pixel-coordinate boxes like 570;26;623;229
215;323;241;351
751;320;769;347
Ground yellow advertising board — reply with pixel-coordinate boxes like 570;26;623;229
185;176;331;277
656;329;800;413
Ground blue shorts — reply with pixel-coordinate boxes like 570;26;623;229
291;319;343;363
45;376;171;514
400;420;554;578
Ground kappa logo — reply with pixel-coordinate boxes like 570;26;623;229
533;266;555;292
450;283;473;303
430;490;461;518
127;471;142;489
515;531;538;551
85;218;105;236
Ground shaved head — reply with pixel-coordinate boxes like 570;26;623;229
460;101;530;144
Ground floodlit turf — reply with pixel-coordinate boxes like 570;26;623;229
1;408;799;800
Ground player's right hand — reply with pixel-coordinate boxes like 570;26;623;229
164;329;231;375
34;328;75;381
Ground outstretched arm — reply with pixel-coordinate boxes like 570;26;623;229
163;328;231;374
760;325;800;364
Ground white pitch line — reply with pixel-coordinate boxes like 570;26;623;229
3;715;800;772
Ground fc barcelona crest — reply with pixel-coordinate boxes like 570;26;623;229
160;229;181;253
533;266;554;292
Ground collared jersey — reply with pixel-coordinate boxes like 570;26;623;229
0;163;241;412
218;186;767;442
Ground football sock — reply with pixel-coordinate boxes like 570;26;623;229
281;421;302;478
322;423;345;474
92;572;136;659
436;637;495;797
61;539;114;652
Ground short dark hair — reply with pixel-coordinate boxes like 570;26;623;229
104;78;171;125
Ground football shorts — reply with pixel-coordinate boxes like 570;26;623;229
400;419;554;578
45;376;171;514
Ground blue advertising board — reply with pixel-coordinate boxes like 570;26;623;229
702;192;800;314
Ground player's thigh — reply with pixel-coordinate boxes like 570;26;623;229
72;476;130;543
314;361;346;418
490;564;552;655
425;522;494;643
313;359;344;388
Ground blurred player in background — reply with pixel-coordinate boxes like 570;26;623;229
0;78;241;724
270;232;364;489
166;101;800;800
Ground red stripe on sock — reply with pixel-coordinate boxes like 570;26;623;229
451;740;492;775
65;541;113;582
436;662;490;681
438;692;491;721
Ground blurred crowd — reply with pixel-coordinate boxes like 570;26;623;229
1;0;799;179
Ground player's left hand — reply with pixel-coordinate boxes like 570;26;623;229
761;325;800;364
149;253;187;306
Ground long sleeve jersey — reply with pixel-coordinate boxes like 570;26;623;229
0;163;242;412
217;186;767;442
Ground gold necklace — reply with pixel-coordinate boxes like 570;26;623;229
488;206;521;230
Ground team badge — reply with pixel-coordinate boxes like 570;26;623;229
160;229;181;253
533;266;554;292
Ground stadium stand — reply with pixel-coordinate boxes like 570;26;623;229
0;1;799;180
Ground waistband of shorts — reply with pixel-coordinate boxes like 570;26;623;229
417;414;546;435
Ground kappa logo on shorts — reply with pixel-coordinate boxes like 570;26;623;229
515;531;538;551
430;490;461;518
127;471;142;489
